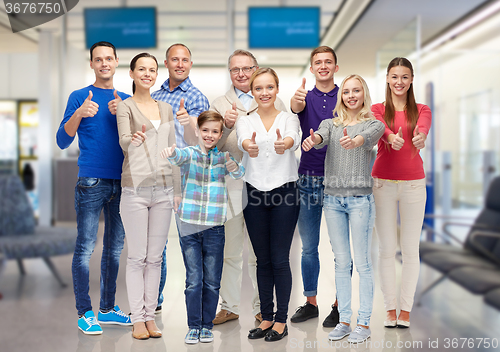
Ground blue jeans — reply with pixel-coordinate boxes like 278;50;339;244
243;182;299;323
72;177;125;316
178;225;225;330
157;246;167;307
297;174;324;297
323;194;375;326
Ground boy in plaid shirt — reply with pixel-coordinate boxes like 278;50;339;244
161;111;244;344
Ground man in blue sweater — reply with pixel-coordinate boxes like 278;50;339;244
56;41;132;335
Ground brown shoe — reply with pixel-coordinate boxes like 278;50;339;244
145;320;162;338
213;309;239;325
255;313;263;323
132;322;150;340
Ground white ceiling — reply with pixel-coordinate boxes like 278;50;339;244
0;0;492;76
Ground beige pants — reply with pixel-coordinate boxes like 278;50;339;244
219;177;260;316
120;186;174;323
373;178;426;312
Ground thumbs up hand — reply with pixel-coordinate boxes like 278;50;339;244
108;89;122;115
160;144;177;159
274;128;286;154
131;124;147;147
245;132;259;158
302;128;318;152
225;152;238;173
412;125;426;149
176;98;190;126
339;127;356;149
77;91;99;118
390;127;405;150
292;78;308;105
224;102;238;129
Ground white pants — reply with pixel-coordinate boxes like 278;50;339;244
120;186;173;323
373;178;426;312
219;178;260;315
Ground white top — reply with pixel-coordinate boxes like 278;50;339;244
150;119;161;130
236;111;301;191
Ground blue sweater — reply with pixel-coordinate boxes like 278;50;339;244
56;85;130;179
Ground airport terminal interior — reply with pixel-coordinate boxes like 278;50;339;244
1;0;500;351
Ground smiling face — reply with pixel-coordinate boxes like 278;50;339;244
342;78;364;116
251;72;279;108
386;65;413;99
90;46;118;83
130;57;158;91
310;52;338;83
199;120;223;150
165;45;192;85
229;55;257;93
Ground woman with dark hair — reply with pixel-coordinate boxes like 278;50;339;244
371;57;432;328
236;68;301;342
117;53;181;339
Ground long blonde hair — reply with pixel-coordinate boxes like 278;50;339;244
332;74;374;126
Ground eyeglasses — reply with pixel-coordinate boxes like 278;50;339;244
229;66;256;75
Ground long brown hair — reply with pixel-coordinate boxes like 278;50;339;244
384;57;419;140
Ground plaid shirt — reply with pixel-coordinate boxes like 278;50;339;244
168;145;245;226
151;77;209;148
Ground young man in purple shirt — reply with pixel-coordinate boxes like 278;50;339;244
290;46;340;327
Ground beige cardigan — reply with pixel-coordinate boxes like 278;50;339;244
117;98;181;196
210;85;287;162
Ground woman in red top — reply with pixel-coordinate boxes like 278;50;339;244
371;57;432;328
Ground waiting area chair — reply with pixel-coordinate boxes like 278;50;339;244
0;174;77;287
417;176;500;309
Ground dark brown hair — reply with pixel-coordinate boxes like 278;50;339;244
197;110;224;130
310;46;337;66
384;57;419;146
90;41;117;61
130;53;158;94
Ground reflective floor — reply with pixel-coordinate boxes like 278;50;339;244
1;215;499;352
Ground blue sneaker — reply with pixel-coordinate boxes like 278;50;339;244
328;323;351;341
97;305;132;326
199;328;214;343
185;329;200;344
347;325;371;343
78;311;103;335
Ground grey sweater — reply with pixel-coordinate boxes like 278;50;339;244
314;119;384;197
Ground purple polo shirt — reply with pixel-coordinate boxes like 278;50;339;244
297;85;339;176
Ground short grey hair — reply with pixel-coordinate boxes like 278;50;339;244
227;49;258;68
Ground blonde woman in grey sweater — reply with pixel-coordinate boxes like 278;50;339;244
117;53;181;340
302;74;383;344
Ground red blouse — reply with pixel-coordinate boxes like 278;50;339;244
371;103;432;181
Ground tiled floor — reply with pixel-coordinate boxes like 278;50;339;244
1;215;499;352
